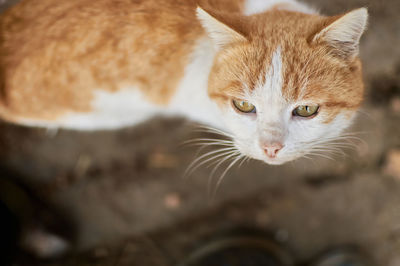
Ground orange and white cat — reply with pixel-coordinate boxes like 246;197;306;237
0;0;368;165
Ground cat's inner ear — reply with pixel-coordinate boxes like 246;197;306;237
312;8;368;59
196;7;247;49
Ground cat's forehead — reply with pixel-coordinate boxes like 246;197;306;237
248;46;284;102
212;26;363;115
236;41;322;102
237;38;355;102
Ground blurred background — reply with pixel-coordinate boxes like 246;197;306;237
0;0;399;265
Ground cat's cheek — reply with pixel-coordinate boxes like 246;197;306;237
222;110;257;136
321;111;356;138
283;111;356;162
218;110;262;158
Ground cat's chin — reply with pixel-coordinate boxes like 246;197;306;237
262;158;288;165
248;154;291;165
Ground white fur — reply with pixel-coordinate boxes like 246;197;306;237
168;37;224;128
19;37;222;130
244;0;317;15
221;47;289;164
18;89;161;130
60;90;161;130
259;47;284;103
254;47;287;148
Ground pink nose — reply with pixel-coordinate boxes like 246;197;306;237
263;142;283;158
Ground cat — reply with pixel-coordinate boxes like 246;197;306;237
0;0;368;165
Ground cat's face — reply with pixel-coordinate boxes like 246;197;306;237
198;7;367;164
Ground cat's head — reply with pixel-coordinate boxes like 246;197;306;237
197;6;368;165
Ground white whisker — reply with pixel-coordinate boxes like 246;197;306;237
238;155;249;168
211;155;243;197
207;151;241;196
184;147;237;178
183;138;233;144
193;125;234;138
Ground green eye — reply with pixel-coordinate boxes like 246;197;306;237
293;105;319;117
232;99;256;113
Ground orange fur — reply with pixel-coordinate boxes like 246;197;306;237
0;0;364;126
0;0;244;122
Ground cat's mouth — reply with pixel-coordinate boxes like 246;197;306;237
261;153;297;165
262;157;287;165
236;144;290;165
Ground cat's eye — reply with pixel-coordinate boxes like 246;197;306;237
232;99;256;113
293;105;319;117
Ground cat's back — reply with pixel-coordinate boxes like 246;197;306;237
0;0;208;124
0;0;306;129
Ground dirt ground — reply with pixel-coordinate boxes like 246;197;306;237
0;0;399;265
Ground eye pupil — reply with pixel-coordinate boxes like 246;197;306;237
293;105;319;118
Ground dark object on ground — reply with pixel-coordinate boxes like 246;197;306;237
310;248;372;266
0;171;75;259
0;199;20;266
178;233;293;266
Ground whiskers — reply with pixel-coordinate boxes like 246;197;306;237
182;125;249;197
290;131;368;163
183;126;367;196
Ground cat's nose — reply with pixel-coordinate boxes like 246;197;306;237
263;142;283;158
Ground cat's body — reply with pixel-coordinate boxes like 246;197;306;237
0;0;311;130
0;0;368;164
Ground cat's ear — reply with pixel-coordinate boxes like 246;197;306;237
312;8;368;59
196;6;247;49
